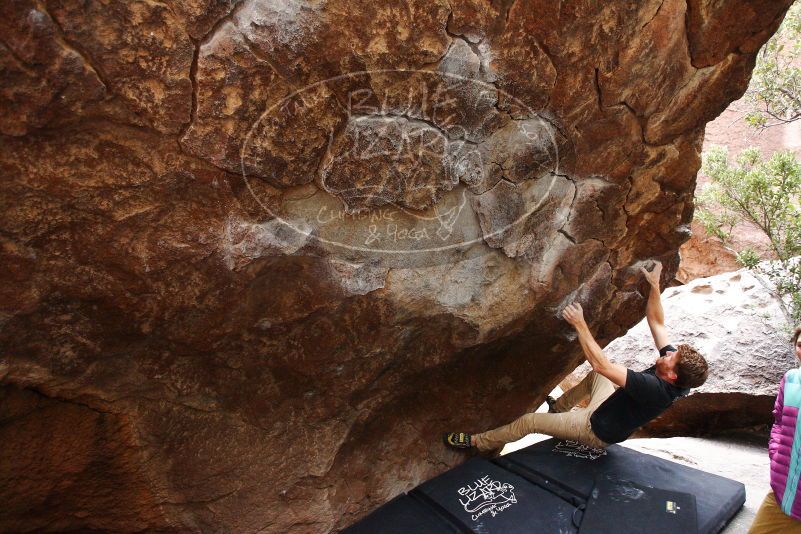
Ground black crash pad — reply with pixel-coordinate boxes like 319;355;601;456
343;438;745;534
413;457;580;533
342;494;461;534
502;438;745;534
578;474;698;534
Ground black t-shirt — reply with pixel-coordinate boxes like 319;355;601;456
589;344;690;444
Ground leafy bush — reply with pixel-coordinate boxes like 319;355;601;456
696;146;801;323
745;2;801;129
695;193;737;244
736;247;761;268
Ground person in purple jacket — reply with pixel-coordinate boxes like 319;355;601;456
749;326;801;533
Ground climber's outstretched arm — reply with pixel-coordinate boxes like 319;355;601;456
562;302;627;387
641;261;671;351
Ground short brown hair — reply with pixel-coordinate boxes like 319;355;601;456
674;344;709;389
792;326;801;345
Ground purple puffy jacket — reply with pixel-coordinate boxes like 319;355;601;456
769;369;801;520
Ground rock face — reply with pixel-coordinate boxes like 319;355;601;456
0;0;792;532
570;267;796;437
676;221;741;283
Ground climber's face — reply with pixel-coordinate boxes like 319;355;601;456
795;336;801;363
655;349;679;383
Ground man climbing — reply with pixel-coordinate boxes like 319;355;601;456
444;261;709;453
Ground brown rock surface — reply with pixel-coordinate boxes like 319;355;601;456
0;385;182;533
0;1;106;136
686;0;790;67
0;1;793;532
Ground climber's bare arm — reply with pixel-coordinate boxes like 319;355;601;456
641;262;671;351
562;303;627;387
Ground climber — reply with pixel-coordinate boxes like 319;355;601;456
444;260;709;453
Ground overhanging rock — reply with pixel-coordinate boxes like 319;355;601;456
0;0;792;531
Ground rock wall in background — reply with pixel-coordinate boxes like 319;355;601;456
0;0;793;532
676;220;741;283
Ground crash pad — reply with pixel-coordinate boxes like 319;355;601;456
343;438;745;534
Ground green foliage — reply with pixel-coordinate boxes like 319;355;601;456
736;247;761;268
697;145;801;323
701;146;801;260
695;191;737;244
762;260;801;325
744;2;801;129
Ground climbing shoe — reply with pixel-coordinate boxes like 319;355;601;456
443;432;473;449
546;395;559;413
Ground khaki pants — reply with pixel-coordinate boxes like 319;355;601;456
749;491;801;533
473;371;616;452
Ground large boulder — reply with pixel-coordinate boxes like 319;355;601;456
0;0;793;531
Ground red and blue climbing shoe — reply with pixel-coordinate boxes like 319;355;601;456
443;432;473;449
